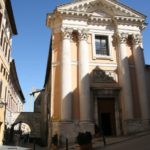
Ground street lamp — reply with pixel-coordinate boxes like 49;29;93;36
0;101;6;108
0;100;7;119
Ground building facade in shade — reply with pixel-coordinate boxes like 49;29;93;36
0;0;24;145
45;0;150;144
6;59;25;128
31;89;48;146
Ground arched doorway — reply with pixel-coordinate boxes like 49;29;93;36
8;122;31;146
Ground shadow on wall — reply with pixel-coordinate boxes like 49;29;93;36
51;66;119;145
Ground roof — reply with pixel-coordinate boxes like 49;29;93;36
145;64;150;69
5;0;17;35
10;59;25;103
29;89;45;96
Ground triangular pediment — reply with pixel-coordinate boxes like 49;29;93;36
92;10;108;17
57;0;146;19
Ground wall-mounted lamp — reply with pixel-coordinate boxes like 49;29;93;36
0;99;7;108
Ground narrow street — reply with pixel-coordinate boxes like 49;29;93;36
98;134;150;150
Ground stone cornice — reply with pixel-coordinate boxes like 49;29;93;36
47;15;145;33
53;12;145;28
58;10;144;23
59;10;90;17
56;0;146;19
114;16;144;23
89;17;112;23
53;9;145;26
48;11;144;24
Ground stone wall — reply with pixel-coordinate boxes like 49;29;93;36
13;112;41;138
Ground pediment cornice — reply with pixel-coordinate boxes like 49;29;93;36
47;0;146;29
56;0;146;18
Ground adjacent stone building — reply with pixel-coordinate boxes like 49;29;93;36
7;59;25;128
0;0;24;145
45;0;150;145
30;89;48;146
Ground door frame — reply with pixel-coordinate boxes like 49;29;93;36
93;89;121;136
97;97;116;136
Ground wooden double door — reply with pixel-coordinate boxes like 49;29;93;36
97;98;116;136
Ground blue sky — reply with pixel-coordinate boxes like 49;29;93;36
11;0;150;112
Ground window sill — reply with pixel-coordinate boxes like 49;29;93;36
93;55;113;60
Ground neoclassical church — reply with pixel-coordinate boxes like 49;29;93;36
44;0;150;143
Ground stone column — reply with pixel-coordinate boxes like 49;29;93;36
61;28;73;121
132;34;149;119
78;30;91;122
117;33;133;120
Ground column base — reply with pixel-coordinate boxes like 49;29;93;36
51;121;94;145
124;119;150;134
79;121;95;134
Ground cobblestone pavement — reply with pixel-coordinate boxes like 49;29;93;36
95;134;150;150
2;130;150;150
21;143;48;150
58;130;150;150
0;145;30;150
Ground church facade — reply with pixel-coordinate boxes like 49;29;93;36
45;0;150;144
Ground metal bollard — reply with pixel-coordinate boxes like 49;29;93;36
66;138;68;150
33;139;36;150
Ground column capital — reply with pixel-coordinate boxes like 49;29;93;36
117;32;128;44
61;28;73;40
132;34;142;45
78;30;89;41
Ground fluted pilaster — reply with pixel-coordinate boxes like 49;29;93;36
132;34;149;119
78;30;91;122
61;28;73;121
117;32;133;120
